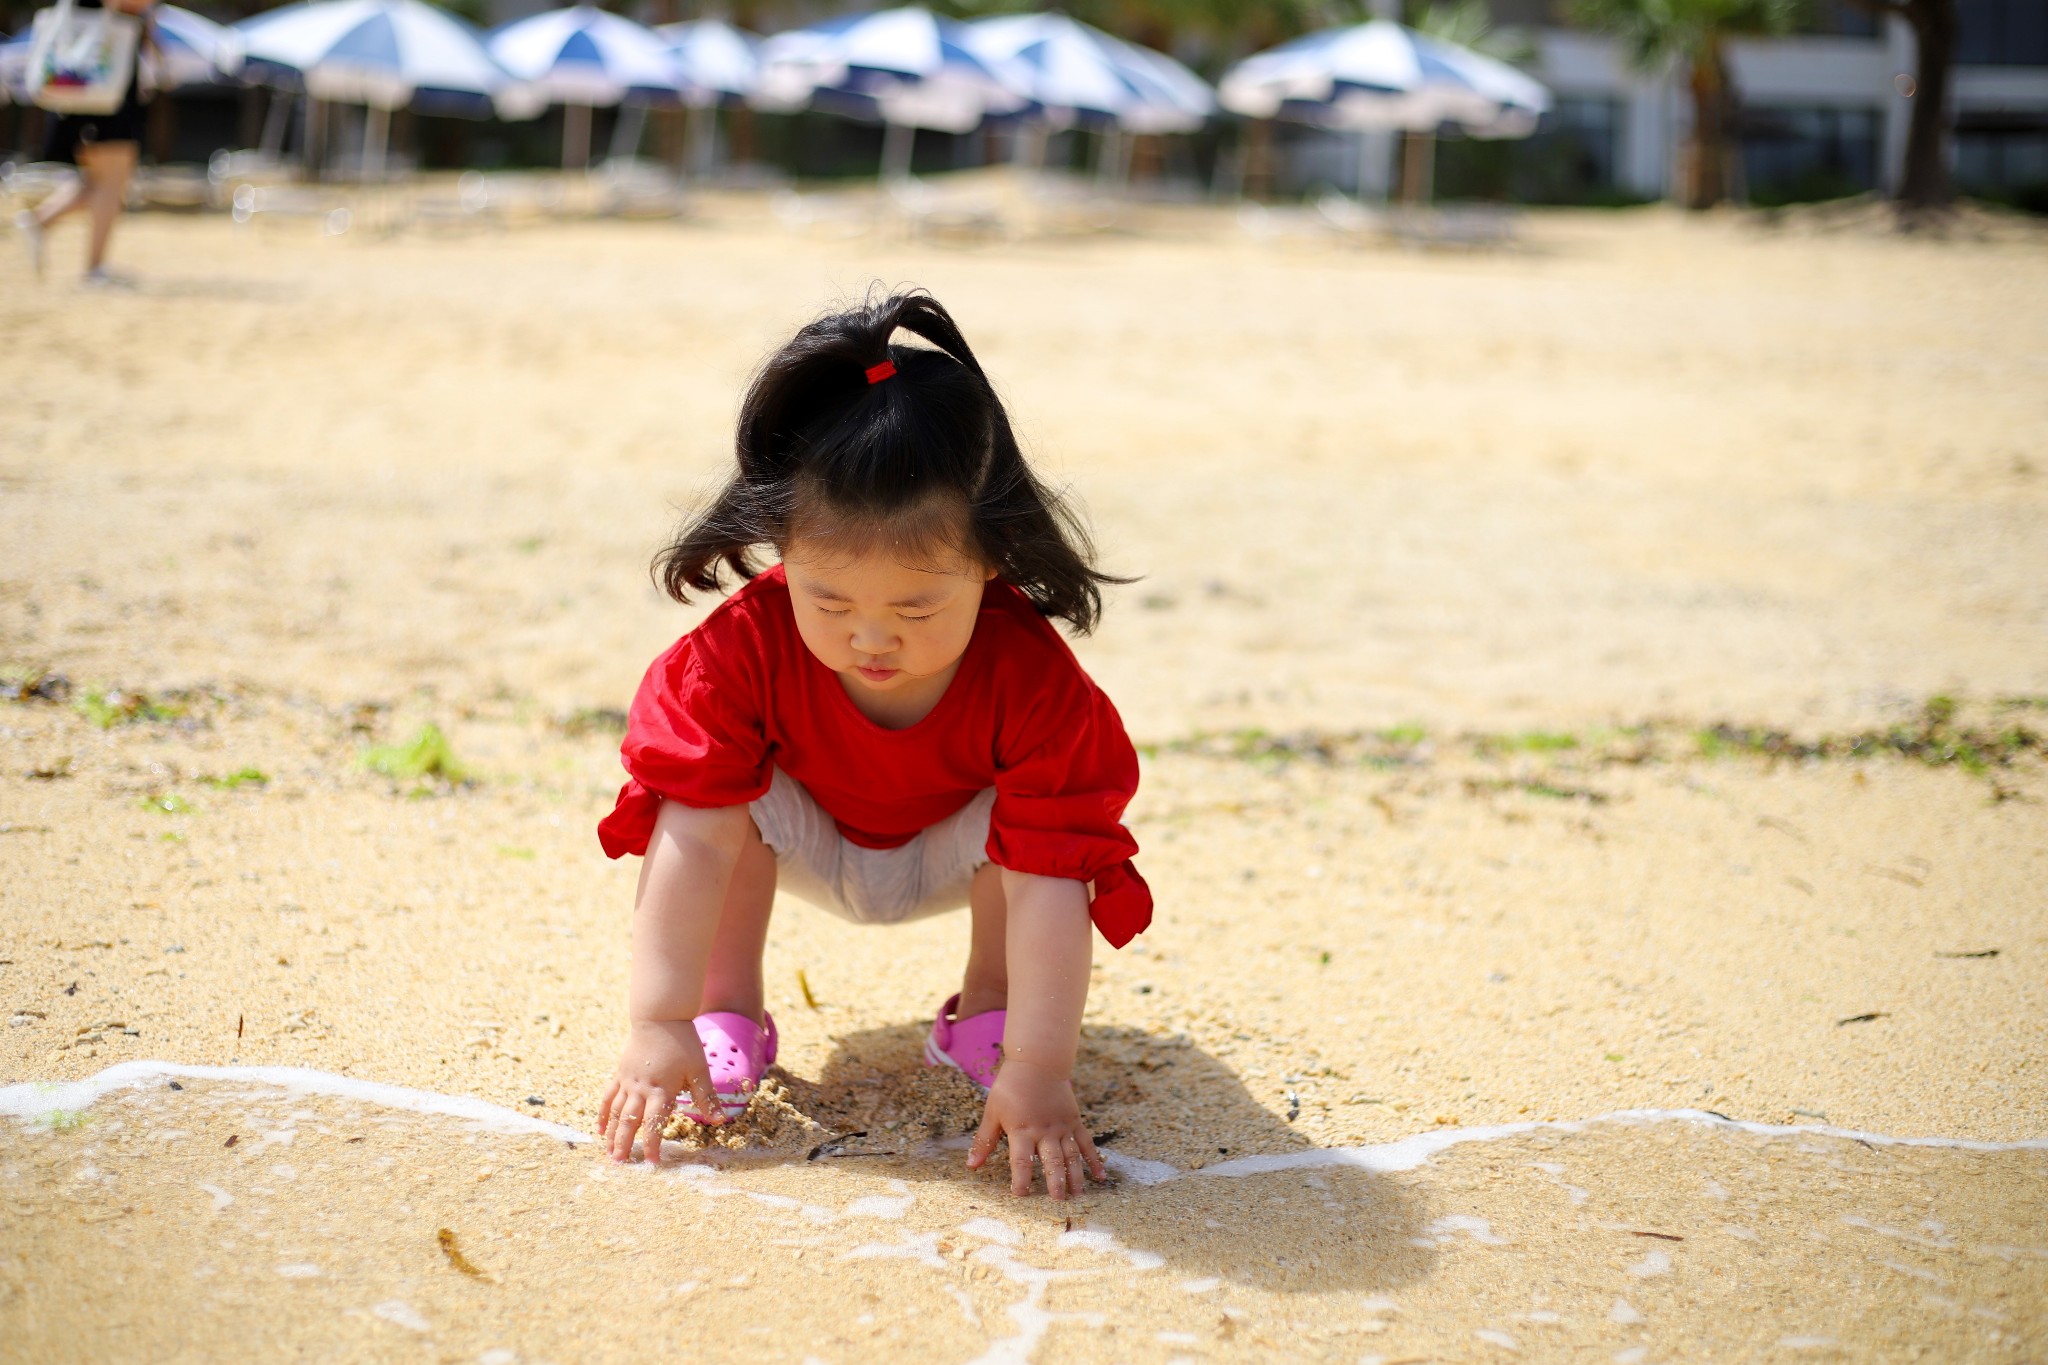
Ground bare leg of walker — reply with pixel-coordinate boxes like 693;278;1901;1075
957;862;1009;1019
79;142;138;274
33;173;89;229
696;819;778;1024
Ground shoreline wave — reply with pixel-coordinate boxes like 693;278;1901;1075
5;1060;2042;1185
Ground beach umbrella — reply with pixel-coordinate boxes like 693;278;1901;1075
753;6;1024;182
1220;20;1548;202
151;5;246;89
3;6;240;101
654;19;759;176
236;0;539;177
0;31;26;102
963;14;1210;135
655;18;757;107
487;4;680;168
1219;20;1548;137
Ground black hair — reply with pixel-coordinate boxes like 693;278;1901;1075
653;287;1126;634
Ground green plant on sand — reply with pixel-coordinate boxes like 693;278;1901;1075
360;724;469;784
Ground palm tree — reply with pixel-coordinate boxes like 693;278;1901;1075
1398;0;1534;202
1840;0;1955;216
1568;0;1799;209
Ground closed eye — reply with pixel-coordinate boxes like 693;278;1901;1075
899;612;936;623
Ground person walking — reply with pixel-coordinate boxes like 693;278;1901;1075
16;0;157;286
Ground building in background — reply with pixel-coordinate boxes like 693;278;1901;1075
1497;0;2048;207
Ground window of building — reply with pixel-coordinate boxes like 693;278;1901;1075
1739;104;1882;204
1956;122;2048;210
1799;0;1881;38
1957;0;2048;66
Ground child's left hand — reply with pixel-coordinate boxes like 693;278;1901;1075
967;1057;1107;1200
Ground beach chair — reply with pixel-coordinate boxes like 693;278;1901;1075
1;160;80;212
1314;190;1390;245
230;183;351;236
594;158;686;219
1017;171;1122;238
130;163;211;211
396;171;496;234
886;175;1005;245
207;149;296;211
1238;199;1343;249
771;186;880;240
1388;203;1520;251
462;171;569;223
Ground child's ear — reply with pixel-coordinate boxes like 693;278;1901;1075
983;562;999;582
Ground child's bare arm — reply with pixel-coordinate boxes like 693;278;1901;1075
596;799;751;1162
967;870;1107;1199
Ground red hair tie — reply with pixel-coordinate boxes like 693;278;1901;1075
865;358;897;385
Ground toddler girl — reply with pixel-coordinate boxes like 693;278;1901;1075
594;290;1149;1200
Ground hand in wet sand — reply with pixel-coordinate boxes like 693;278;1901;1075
597;1019;724;1164
968;1057;1107;1200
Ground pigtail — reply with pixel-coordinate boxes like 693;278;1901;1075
653;287;1131;634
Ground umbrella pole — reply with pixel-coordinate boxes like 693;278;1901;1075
1401;130;1436;205
880;119;913;184
563;102;591;171
609;103;646;163
259;90;291;158
363;104;389;182
688;100;717;179
1096;125;1120;189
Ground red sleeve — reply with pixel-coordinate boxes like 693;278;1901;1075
987;663;1152;948
596;622;772;860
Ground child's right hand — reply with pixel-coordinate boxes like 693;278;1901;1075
597;1019;724;1164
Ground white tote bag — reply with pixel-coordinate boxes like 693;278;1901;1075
27;0;140;116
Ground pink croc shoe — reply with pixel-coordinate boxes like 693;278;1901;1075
692;1011;777;1121
923;994;1004;1090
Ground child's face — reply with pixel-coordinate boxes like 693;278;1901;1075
783;538;995;699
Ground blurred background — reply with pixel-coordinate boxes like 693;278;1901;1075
2;0;2043;216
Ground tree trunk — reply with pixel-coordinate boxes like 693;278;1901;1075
1898;0;1957;212
1682;34;1734;209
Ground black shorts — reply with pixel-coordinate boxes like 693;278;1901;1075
43;96;147;164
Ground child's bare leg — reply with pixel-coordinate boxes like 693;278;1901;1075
958;861;1008;1018
697;819;777;1023
34;173;88;228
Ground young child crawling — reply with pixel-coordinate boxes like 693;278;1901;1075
593;289;1149;1200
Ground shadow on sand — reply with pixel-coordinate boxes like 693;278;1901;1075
766;1019;1434;1297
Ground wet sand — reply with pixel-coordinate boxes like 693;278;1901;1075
2;197;2045;1361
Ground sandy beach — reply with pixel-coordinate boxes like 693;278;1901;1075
2;197;2044;1361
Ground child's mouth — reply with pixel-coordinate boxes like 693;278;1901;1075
855;664;899;683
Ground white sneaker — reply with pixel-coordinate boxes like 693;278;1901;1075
81;265;138;290
14;210;44;278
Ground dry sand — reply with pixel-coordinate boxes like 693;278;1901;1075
1;195;2044;1362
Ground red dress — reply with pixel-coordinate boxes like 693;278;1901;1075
597;565;1150;947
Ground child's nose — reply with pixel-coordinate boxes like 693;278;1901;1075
851;620;898;655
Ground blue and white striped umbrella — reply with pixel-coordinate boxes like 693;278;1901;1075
753;6;1023;136
963;14;1211;135
152;5;246;89
3;5;243;102
1219;20;1548;137
654;18;758;109
487;5;679;108
236;0;536;119
0;30;31;102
